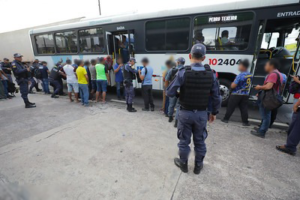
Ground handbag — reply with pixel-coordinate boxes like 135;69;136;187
261;72;283;111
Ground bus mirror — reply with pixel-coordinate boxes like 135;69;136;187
265;33;271;43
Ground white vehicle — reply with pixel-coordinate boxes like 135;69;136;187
29;0;300;105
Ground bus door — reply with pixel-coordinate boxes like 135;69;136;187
106;30;135;86
250;17;300;103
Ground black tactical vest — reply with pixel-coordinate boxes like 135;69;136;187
180;65;214;110
123;65;136;83
49;67;60;80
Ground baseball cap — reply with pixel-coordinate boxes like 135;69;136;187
176;57;185;64
13;53;23;58
141;57;149;63
190;44;206;57
129;57;136;63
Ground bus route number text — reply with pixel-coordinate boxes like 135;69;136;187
208;58;241;66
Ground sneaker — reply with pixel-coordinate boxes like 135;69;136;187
168;116;173;123
174;158;188;173
51;95;59;98
221;119;229;123
276;145;296;156
250;130;265;138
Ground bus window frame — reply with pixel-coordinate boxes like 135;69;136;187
192;10;256;53
144;16;192;53
34;33;56;55
78;27;105;54
54;30;79;55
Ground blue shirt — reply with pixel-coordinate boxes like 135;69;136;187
141;66;153;85
38;65;49;79
166;62;221;114
231;71;252;95
113;63;124;82
281;73;287;85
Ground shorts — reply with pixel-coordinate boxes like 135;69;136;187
67;83;79;93
96;80;107;92
91;80;97;90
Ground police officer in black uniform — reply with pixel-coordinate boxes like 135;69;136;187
11;53;36;108
123;58;138;112
167;44;221;174
49;63;65;98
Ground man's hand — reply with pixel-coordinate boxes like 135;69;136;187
26;67;30;72
209;114;216;123
254;85;261;90
292;75;300;83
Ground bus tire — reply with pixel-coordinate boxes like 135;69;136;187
219;78;231;107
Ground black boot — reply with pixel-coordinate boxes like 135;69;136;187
51;94;59;98
194;162;203;175
174;119;178;128
28;102;36;106
126;104;129;111
168;116;173;123
128;104;137;112
174;158;188;173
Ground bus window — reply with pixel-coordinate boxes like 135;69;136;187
146;17;190;51
284;28;299;59
261;32;279;49
34;34;55;54
79;28;105;53
194;12;254;51
55;31;78;53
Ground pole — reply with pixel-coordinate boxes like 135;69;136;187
98;0;101;15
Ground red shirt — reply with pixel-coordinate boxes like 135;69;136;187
264;69;283;93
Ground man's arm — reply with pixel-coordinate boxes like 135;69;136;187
85;74;89;83
114;64;122;73
210;77;222;119
255;82;274;90
166;70;183;97
293;98;300;113
139;68;145;81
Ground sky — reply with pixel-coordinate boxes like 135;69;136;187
0;0;242;33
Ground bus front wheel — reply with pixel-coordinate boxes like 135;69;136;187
219;79;231;107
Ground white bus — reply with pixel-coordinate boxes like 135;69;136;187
29;0;300;105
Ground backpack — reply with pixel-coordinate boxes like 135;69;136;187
260;72;283;111
34;67;42;79
288;76;300;94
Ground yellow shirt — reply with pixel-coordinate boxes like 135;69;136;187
76;66;88;84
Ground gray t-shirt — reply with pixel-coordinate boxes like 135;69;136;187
89;65;97;80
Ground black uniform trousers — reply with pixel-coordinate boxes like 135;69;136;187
142;85;154;109
18;79;29;104
224;94;249;123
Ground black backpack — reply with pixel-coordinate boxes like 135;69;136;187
260;72;283;111
34;67;42;79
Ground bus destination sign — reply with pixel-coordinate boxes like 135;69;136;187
208;15;237;23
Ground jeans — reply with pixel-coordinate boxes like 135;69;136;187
142;85;154;109
258;101;271;135
79;84;89;105
224;95;249;123
116;82;124;98
164;95;169;115
1;80;8;97
285;110;300;153
42;78;50;94
168;96;178;117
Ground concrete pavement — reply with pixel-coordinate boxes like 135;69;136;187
0;93;299;200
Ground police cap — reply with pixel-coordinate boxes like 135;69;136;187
190;44;206;58
13;53;23;58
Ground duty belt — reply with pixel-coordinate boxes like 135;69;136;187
180;106;207;112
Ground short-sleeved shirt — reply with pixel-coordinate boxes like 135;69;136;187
39;65;49;79
76;66;88;84
0;66;8;80
113;63;124;82
95;63;107;80
141;66;153;85
281;73;287;85
89;65;97;80
231;72;253;95
63;64;77;83
264;69;283;93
